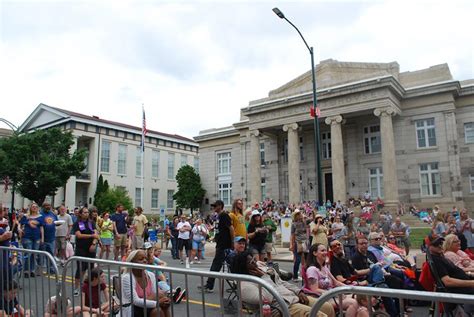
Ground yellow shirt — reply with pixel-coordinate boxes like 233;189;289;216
230;211;247;238
133;214;149;236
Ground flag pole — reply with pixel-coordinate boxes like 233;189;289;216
141;104;146;210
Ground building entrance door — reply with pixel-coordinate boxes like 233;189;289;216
324;173;333;203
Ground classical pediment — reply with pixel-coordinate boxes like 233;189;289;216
268;59;400;99
19;103;69;132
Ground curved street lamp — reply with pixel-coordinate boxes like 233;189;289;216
0;117;19;213
272;7;323;206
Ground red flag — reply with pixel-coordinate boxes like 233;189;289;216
310;106;315;117
315;106;321;118
310;106;321;118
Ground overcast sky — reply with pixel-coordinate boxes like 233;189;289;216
1;0;473;139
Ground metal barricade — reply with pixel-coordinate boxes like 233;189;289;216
62;256;290;317
0;246;61;316
308;285;474;317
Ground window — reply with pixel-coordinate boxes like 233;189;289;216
217;152;231;175
416;118;436;148
100;141;110;173
420;163;441;196
322;132;331;159
181;154;188;167
151;189;159;209
260;143;265;166
136;147;142;177
167;153;175;179
218;182;232;206
167;190;174;209
470;175;474;193
135;188;142;207
364;125;381;154
465;123;474;144
368;168;384;198
261;177;266;202
299;136;304;161
117;144;127;175
194;157;199;173
152;150;160;178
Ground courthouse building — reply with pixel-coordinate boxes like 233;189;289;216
195;60;474;212
7;104;199;214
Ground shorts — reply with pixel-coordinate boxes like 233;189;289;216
296;241;305;253
249;244;265;256
132;236;144;250
101;237;112;246
264;242;273;254
114;233;127;247
192;239;204;251
55;237;67;251
177;238;191;251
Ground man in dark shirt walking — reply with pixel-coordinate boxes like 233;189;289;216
110;204;128;261
198;200;234;293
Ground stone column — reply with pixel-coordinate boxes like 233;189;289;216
65;136;78;210
283;123;300;204
374;107;399;209
248;130;262;204
325;115;346;203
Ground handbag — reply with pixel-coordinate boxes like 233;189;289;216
65;241;74;259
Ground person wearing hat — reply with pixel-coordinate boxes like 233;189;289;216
429;234;474;311
247;210;268;262
290;209;308;281
198;200;233;293
310;214;328;247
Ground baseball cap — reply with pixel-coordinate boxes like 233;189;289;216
143;242;153;249
210;200;224;208
234;236;246;243
250;210;261;218
428;234;445;247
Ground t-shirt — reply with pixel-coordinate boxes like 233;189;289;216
192;224;208;241
148;227;157;242
247;223;267;248
306;265;334;290
0;227;10;247
133;214;148;236
41;211;58;242
214;211;232;249
331;222;345;240
110;212;127;234
0;297;18;315
330;255;356;279
72;220;96;254
82;282;106;308
20;215;43;240
431;253;470;281
230;211;247;238
169;222;179;238
99;219;113;239
56;214;73;237
291;221;307;242
177;221;191;239
263;219;277;243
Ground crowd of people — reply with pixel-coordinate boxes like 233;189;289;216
0;195;473;317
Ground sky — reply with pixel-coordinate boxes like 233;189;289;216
1;0;473;139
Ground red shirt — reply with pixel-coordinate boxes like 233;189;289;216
82;282;106;308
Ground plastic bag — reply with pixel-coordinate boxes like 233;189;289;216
65;241;74;259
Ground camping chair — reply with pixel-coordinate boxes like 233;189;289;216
111;275;130;315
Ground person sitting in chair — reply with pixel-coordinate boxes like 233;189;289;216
230;250;335;317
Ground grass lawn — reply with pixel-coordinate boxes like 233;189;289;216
409;227;431;249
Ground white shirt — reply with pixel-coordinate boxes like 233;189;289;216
177;221;191;239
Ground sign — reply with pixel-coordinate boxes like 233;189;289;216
280;217;292;244
160;208;165;220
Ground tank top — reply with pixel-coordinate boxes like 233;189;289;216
135;274;154;299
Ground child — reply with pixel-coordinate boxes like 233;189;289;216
147;222;158;244
45;295;82;317
0;281;31;317
81;268;111;316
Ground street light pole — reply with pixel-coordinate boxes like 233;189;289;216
0;118;19;214
272;7;323;206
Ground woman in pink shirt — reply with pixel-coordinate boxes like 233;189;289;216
443;234;474;275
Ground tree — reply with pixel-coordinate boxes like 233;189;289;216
94;187;133;215
0;128;86;205
93;174;109;208
173;165;205;211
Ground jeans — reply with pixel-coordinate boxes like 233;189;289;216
170;237;178;259
205;247;227;289
41;240;56;272
292;243;302;279
22;238;40;272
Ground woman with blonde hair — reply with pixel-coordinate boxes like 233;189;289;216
19;203;44;277
443;234;474;274
432;212;447;237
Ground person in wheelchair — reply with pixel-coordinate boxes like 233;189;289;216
230;250;335;317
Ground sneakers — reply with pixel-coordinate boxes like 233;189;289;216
172;287;182;302
189;261;194;264
174;288;187;304
197;285;214;293
196;260;201;264
180;260;184;264
74;288;80;296
292;277;302;282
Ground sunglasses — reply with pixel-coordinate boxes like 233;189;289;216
372;238;382;241
331;243;342;248
388;237;395;240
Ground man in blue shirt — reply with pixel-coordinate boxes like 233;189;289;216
40;202;58;273
110;204;128;261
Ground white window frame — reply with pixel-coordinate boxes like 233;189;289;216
261;177;266;202
135;188;142;207
260;143;265;166
167;189;174;209
368;167;384;198
194;157;199;173
465;122;474;144
363;125;381;154
416;118;437;148
100;140;111;173
469;175;474;193
117;144;127;175
419;162;441;196
151;189;159;209
181;154;188;167
218;182;232;206
217;152;231;175
152;150;160;178
135;147;142;177
167;153;175;180
321;132;331;160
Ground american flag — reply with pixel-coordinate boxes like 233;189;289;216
142;106;147;136
310;106;321;118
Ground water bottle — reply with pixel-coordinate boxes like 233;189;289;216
262;298;272;317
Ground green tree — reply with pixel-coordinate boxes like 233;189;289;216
0;128;86;205
93;174;109;210
94;187;133;214
173;165;205;211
